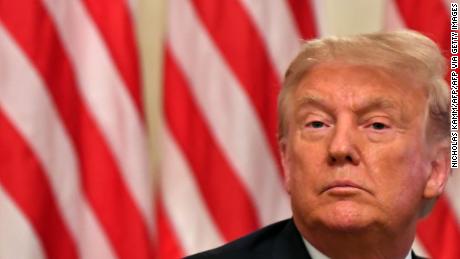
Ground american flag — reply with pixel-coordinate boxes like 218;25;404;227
158;0;460;259
0;0;153;259
0;0;458;259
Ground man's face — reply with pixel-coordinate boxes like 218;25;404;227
281;63;445;234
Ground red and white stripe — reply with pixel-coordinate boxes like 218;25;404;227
0;0;153;258
159;0;316;257
160;0;460;259
0;185;46;259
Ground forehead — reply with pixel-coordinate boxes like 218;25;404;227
291;63;427;112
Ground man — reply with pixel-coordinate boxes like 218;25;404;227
186;30;451;259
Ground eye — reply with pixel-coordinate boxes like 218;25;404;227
306;121;326;128
370;122;388;130
365;120;395;142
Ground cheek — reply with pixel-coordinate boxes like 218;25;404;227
368;141;428;207
287;141;326;193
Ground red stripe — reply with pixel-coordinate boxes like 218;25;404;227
395;0;450;50
80;0;144;118
164;49;260;240
0;2;153;259
190;0;282;172
79;110;153;259
0;110;78;259
155;196;185;259
417;196;460;259
286;0;318;39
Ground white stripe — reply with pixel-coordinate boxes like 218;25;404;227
311;0;327;37
161;124;224;255
412;236;429;258
0;185;46;259
0;23;116;259
383;0;406;31
240;0;302;78
445;168;460;224
41;0;153;229
168;0;291;226
78;209;118;259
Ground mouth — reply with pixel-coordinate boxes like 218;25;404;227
321;180;369;196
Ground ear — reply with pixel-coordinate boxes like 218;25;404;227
423;143;451;199
279;139;292;194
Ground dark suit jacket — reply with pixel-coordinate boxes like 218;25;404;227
184;219;427;259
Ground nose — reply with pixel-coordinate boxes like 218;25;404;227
327;121;360;166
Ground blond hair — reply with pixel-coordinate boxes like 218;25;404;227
278;30;449;143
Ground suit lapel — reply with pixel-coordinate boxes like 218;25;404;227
272;219;312;259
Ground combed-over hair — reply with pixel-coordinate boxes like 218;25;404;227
278;30;450;144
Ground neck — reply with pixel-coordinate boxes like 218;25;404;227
294;217;416;259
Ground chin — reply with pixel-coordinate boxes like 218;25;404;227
321;216;371;232
314;202;377;232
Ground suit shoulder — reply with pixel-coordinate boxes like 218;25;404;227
184;219;292;259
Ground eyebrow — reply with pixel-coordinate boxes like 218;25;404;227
295;96;335;114
355;97;399;115
295;95;400;116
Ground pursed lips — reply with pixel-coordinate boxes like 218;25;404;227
321;180;371;195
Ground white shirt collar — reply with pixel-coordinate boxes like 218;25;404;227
302;238;413;259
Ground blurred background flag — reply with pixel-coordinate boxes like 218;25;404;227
0;0;459;259
158;0;460;259
0;0;153;259
157;0;316;257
